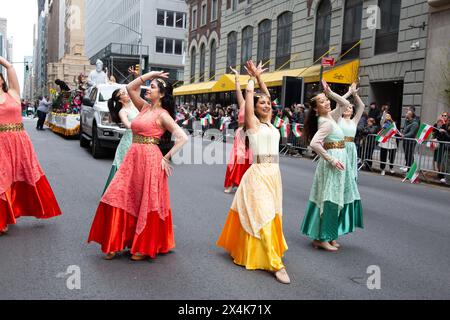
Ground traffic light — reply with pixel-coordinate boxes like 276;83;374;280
25;63;29;72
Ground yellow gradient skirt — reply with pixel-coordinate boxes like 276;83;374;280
217;209;288;272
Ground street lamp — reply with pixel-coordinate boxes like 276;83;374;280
108;18;143;76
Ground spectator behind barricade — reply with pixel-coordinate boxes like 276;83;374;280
380;104;390;124
361;117;379;170
368;102;381;125
433;112;450;183
400;110;420;172
379;113;402;176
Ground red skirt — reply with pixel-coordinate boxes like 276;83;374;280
224;161;252;188
88;202;175;258
224;127;252;188
0;177;62;230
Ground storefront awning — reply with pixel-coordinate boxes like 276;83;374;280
173;60;360;96
173;80;217;96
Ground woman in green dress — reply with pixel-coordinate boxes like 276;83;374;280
103;88;139;193
300;81;353;252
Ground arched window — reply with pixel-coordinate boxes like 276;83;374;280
341;0;363;60
257;19;272;70
375;0;401;55
209;39;217;80
226;32;237;72
314;0;332;61
190;47;196;83
199;43;206;82
241;26;253;73
276;12;292;70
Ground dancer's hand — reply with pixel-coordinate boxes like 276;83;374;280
349;83;359;95
230;66;239;77
244;60;257;77
0;56;12;68
146;71;170;80
322;80;331;94
254;61;268;78
161;158;174;177
332;159;345;171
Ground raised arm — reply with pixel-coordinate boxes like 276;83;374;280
310;120;345;170
253;61;270;99
327;81;352;122
126;70;169;111
230;66;245;110
244;76;258;132
0;57;20;101
352;92;365;125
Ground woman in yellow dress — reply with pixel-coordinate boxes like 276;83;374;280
217;60;290;284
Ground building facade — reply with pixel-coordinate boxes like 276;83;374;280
182;0;439;127
34;3;48;97
85;0;188;83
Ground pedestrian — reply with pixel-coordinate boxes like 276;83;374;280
379;113;401;175
88;71;188;261
36;95;52;130
400;110;420;172
217;60;290;284
102;87;140;193
0;56;62;235
368;102;381;125
300;80;356;252
433;112;450;183
361;118;379;170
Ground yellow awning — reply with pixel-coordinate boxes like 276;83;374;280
173;80;216;96
173;60;360;96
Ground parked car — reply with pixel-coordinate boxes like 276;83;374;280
80;84;126;158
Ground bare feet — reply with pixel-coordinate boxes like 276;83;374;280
104;252;117;260
312;240;338;252
131;253;147;261
275;268;291;284
330;240;341;249
224;187;233;194
0;226;8;235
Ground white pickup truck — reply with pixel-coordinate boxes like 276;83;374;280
79;84;127;158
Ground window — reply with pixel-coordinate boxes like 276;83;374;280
211;0;218;21
241;26;253;73
201;3;207;26
227;32;238;71
199;43;206;82
192;8;197;29
257;19;272;70
341;0;363;60
276;12;293;70
166;11;174;27
157;10;165;26
156;38;164;53
375;0;401;55
191;47;196;83
165;39;174;54
210;39;217;79
232;0;237;11
175;40;183;55
314;0;331;61
176;12;184;28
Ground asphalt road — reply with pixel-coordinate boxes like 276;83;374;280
0;118;449;300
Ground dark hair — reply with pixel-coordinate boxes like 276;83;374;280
252;92;271;122
107;88;123;124
303;92;322;143
154;78;176;156
0;73;8;92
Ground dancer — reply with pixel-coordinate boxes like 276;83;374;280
88;71;188;260
336;83;364;243
217;60;290;284
102;88;139;193
223;66;253;193
300;80;353;252
0;56;61;235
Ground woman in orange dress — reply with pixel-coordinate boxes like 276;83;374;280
88;71;188;260
0;56;61;235
224;67;253;193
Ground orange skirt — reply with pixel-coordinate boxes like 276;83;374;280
217;209;287;272
0;177;62;230
88;202;175;258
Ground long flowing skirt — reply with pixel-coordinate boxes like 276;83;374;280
224;127;252;188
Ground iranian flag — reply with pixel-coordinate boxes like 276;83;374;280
207;114;214;125
376;123;398;143
416;123;434;144
182;119;189;126
280;123;290;139
219;118;226;131
292;123;302;138
272;98;280;107
274;116;284;128
201;117;208;127
403;161;420;184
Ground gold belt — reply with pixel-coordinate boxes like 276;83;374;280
324;141;345;150
132;135;160;145
345;137;355;143
256;154;279;164
0;123;24;133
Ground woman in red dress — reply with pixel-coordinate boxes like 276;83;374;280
88;71;188;260
0;57;61;235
